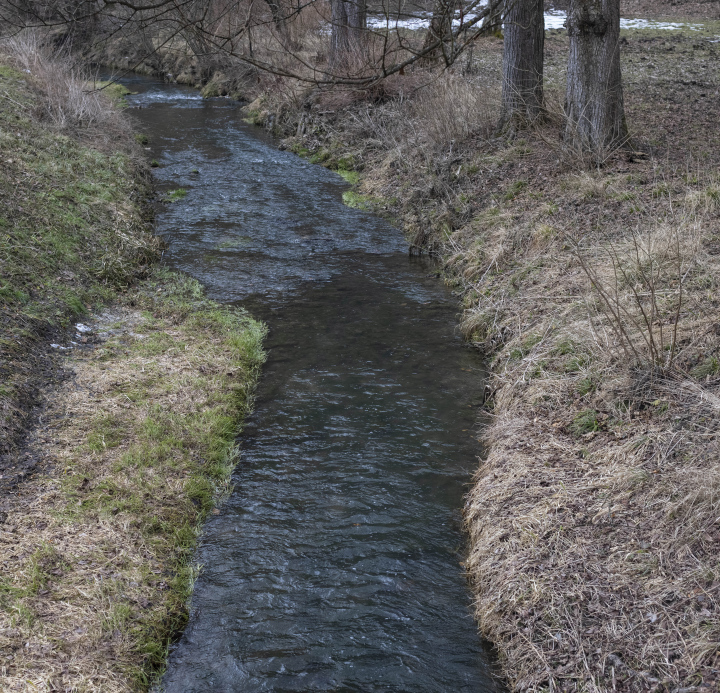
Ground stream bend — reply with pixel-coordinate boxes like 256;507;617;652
124;76;499;692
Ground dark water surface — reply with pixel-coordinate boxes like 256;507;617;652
123;76;497;692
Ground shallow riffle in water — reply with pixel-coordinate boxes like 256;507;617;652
124;76;499;692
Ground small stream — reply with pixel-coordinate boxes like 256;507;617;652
124;76;499;692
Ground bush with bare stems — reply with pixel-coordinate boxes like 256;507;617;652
1;31;132;146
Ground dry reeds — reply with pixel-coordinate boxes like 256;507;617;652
459;172;720;690
408;71;499;148
1;31;132;147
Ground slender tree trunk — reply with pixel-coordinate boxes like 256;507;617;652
266;0;303;50
265;0;284;30
329;0;366;69
564;0;628;153
500;0;544;129
421;0;453;63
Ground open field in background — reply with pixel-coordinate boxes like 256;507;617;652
0;42;266;691
555;0;720;20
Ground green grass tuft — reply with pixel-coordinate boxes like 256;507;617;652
570;409;601;436
163;188;188;202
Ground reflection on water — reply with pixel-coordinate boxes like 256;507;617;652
124;76;500;692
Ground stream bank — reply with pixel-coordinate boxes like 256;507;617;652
0;54;265;691
252;25;720;692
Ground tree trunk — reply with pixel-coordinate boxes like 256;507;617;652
265;0;286;33
329;0;367;70
421;0;453;64
265;0;295;49
500;0;544;128
564;0;628;153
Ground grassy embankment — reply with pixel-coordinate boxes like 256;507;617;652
0;44;265;691
238;24;720;692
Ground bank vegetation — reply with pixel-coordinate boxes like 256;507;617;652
0;37;265;691
3;0;720;690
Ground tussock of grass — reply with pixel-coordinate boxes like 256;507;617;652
3;33;136;144
0;268;266;691
163;188;188;203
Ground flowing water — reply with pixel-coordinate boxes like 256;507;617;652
124;76;499;692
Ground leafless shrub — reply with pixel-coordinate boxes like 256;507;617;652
1;31;131;144
571;220;700;370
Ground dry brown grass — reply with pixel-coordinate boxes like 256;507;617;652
1;31;134;149
0;272;265;691
455;176;720;690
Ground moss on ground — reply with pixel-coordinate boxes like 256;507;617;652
86;80;136;107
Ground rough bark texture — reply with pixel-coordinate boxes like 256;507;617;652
329;0;367;69
500;0;544;127
565;0;628;153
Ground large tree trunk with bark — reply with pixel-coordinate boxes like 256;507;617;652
564;0;628;153
329;0;367;70
265;0;303;50
500;0;544;129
